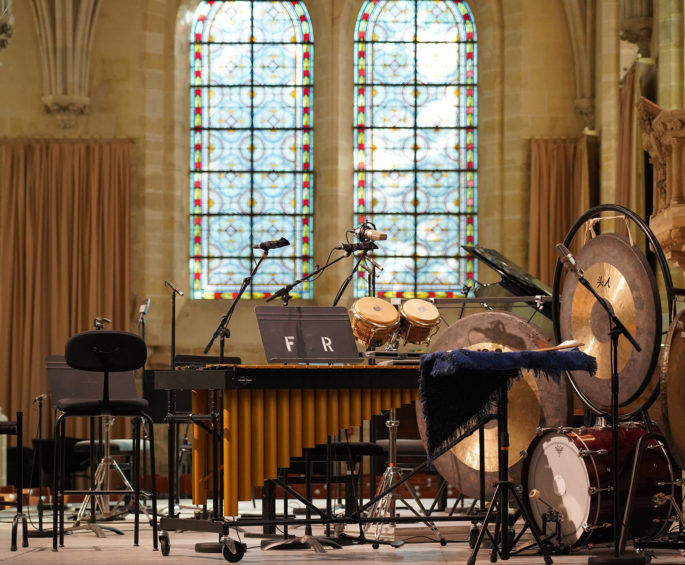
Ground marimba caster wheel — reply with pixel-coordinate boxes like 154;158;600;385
222;541;246;562
439;537;447;546
159;533;170;556
372;542;380;549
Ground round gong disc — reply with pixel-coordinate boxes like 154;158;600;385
661;309;685;468
558;233;660;410
415;311;572;500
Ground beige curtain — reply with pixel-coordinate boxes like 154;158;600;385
528;136;590;285
616;63;637;211
0;139;131;443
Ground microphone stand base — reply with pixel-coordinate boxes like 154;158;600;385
588;551;648;565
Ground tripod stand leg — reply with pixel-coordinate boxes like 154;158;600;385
467;483;501;565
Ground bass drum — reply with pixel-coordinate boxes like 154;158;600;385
416;311;572;500
523;425;675;548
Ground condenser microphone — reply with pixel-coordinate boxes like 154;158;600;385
253;237;290;251
336;241;377;253
165;280;184;296
353;224;387;241
556;243;583;277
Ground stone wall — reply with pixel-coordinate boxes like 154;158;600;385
0;0;583;367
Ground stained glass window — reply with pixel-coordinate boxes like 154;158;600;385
353;0;477;298
189;0;313;299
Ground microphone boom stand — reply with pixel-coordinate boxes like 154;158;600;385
565;265;642;565
266;252;353;306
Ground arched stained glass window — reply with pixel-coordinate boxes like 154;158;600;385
189;0;313;299
353;0;477;298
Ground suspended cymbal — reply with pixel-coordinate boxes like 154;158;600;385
415;311;571;500
661;309;685;468
558;233;660;411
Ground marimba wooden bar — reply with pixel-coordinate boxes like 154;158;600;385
154;364;419;517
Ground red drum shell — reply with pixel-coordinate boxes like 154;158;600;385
523;425;675;548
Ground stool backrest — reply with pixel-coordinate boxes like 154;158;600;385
65;330;147;373
64;330;146;407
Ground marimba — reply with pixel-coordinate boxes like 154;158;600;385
154;363;419;517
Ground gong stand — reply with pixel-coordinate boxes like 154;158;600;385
563;263;643;565
467;374;553;565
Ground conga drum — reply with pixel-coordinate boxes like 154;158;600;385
398;299;440;344
350;297;400;348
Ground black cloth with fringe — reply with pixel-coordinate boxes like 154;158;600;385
418;348;597;461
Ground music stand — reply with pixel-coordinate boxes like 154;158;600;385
255;306;362;364
255;306;361;552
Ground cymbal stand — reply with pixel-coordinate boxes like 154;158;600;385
365;407;445;544
70;417;149;534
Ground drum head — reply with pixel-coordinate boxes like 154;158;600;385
524;432;592;546
416;311;572;499
661;309;685;468
401;299;440;325
558;233;660;411
352;297;399;325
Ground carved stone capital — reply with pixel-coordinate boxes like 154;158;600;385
41;94;90;129
650;207;685;268
0;21;13;50
619;16;652;56
574;97;595;130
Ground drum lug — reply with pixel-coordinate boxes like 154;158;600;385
519;449;528;458
583;521;611;532
557;426;575;434
579;449;608;458
588;485;613;496
659;478;683;486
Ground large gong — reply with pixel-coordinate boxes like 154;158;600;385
558;233;660;411
416;311;572;499
661;308;685;469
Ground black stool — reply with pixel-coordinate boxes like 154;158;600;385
0;411;28;551
52;330;158;551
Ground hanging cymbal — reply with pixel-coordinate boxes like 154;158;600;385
661;308;685;469
558;233;660;411
415;311;571;500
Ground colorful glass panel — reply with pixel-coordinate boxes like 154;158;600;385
354;0;477;298
190;0;313;299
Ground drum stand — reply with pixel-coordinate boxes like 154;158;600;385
467;380;553;565
366;407;445;545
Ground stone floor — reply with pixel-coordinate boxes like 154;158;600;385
0;500;684;564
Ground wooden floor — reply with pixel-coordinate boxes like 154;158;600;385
1;500;684;564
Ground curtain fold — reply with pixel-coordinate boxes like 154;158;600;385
0;138;131;443
616;64;637;212
528;136;589;285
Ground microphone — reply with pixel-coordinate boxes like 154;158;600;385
353;224;387;241
364;256;384;272
556;243;583;277
32;394;47;405
138;298;150;323
253;237;290;251
165;280;184;296
93;317;111;330
336;241;378;253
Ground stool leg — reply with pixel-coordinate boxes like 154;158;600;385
133;418;140;546
144;415;158;550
